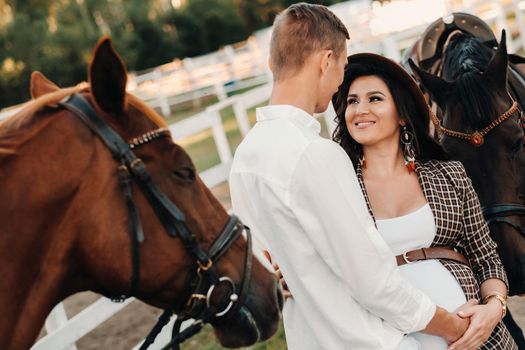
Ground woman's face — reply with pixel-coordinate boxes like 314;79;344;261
345;75;404;147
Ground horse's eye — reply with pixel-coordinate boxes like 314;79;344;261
173;167;196;183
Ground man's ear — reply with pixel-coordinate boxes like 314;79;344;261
320;50;333;74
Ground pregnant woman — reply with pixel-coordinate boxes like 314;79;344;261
331;53;516;349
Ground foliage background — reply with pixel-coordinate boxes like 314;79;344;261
0;0;346;108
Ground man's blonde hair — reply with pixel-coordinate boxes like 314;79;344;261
270;3;349;81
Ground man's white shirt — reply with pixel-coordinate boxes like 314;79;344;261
229;105;436;350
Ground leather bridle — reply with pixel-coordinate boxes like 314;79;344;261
60;94;254;350
483;204;525;237
430;100;522;147
429;96;525;242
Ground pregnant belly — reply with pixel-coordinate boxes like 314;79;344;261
399;260;467;311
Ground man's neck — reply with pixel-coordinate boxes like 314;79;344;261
269;74;318;116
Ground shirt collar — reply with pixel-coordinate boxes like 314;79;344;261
256;105;321;134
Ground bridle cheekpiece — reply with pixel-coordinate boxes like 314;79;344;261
59;93;254;350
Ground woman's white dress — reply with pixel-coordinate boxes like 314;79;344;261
376;204;467;349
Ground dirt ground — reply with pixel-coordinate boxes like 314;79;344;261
41;182;525;349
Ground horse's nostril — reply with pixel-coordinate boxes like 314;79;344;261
276;282;284;311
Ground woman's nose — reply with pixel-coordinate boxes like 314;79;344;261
355;102;369;116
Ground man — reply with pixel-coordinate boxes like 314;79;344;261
229;3;470;349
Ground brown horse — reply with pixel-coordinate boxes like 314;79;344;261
0;38;282;350
409;30;525;346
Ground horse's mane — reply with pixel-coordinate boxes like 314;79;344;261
442;33;500;129
127;94;168;128
0;84;89;160
0;83;88;133
0;83;168;159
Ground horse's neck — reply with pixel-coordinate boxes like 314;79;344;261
0;113;95;349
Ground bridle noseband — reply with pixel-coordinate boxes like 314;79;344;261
60;94;254;350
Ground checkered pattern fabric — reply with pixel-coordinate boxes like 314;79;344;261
357;159;516;349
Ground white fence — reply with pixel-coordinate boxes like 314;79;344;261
8;0;524;348
126;36;270;118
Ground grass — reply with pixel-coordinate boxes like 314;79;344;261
183;322;287;350
165;95;220;124
174;103;261;172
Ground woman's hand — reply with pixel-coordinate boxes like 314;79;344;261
263;250;292;299
447;299;503;349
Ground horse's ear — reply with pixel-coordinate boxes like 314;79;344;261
408;58;451;107
30;71;59;99
89;37;127;115
483;29;508;90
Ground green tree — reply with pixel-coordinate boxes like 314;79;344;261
166;0;249;58
0;0;349;107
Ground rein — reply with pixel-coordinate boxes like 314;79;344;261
60;94;254;350
483;204;525;237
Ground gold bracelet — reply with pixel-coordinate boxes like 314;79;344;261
482;292;507;319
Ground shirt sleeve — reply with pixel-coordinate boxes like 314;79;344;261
456;163;509;288
288;139;436;333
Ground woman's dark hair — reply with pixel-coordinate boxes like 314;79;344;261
332;61;448;168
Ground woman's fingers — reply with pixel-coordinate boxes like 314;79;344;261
448;304;500;350
263;250;272;264
263;250;292;298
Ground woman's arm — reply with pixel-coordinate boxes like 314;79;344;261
457;164;508;289
448;163;508;349
449;278;507;349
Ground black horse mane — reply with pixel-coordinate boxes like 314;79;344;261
442;33;501;129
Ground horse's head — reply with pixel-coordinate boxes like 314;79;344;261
410;31;525;294
24;38;282;347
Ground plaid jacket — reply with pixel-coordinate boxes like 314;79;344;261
357;159;516;349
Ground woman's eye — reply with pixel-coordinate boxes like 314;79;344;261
370;96;383;102
173;167;196;182
347;98;358;105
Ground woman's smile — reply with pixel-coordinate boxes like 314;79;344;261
354;120;376;129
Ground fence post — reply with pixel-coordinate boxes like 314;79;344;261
213;82;227;101
232;98;251;137
322;103;337;137
247;36;264;75
208;109;233;163
512;0;525;52
44;303;78;350
223;45;237;82
493;1;515;52
151;70;171;117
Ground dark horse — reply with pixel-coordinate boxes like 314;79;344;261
409;29;525;346
0;38;282;350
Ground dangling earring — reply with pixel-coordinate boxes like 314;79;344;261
359;155;366;169
401;125;416;174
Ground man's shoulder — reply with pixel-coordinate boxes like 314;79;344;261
233;120;330;164
304;137;347;154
